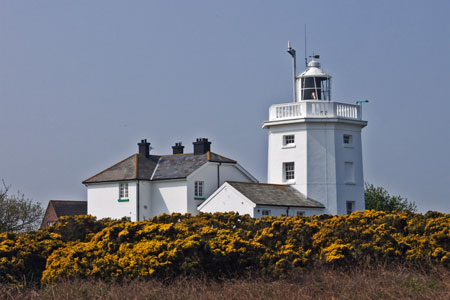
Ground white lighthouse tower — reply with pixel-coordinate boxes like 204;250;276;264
262;45;368;215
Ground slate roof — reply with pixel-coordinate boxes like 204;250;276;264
226;181;325;208
50;200;87;217
83;152;236;184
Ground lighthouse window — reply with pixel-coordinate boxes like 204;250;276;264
346;201;355;214
301;77;330;101
284;162;295;181
283;135;295;146
343;134;353;145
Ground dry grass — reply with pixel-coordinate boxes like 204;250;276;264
1;265;449;300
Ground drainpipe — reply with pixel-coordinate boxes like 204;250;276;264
217;162;222;188
286;206;290;217
136;180;140;221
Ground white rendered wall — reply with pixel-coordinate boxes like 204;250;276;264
187;162;255;214
333;124;365;214
199;184;255;217
266;120;365;215
267;124;307;193
150;180;187;217
253;205;323;218
87;182;137;221
138;181;152;220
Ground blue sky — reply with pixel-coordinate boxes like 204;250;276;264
0;0;449;212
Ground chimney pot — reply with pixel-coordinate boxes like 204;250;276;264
138;139;151;158
172;142;184;154
193;138;211;155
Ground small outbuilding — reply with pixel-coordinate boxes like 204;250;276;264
40;200;87;229
198;181;325;217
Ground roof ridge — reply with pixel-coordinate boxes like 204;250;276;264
159;153;194;157
226;181;288;187
210;152;236;163
82;154;136;184
50;200;87;203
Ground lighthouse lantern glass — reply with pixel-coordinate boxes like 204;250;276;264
300;76;331;101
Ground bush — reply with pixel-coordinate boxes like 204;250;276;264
1;211;449;284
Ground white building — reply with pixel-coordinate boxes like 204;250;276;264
198;181;324;217
83;139;257;221
199;55;367;216
84;52;367;219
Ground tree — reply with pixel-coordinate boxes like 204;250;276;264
364;183;417;212
0;181;43;233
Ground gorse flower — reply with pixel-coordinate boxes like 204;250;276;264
0;211;449;284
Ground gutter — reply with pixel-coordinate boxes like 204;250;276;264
136;180;140;221
217;162;222;188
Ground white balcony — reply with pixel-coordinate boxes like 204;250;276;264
268;101;362;122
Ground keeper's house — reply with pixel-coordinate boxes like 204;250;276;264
83;138;257;221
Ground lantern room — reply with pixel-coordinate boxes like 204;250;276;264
297;58;331;101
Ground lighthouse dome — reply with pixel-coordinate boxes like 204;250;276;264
300;59;329;77
308;60;320;68
297;58;332;101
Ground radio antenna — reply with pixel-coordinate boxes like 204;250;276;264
304;24;308;68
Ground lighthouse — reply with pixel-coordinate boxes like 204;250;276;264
262;45;368;215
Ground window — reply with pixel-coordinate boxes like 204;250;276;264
262;210;271;216
343;134;353;145
284;162;295;181
194;181;204;197
300;77;331;100
283;135;295;146
119;183;128;199
346;201;355;215
344;162;355;184
296;211;305;216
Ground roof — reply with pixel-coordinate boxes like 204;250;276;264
49;200;87;217
83;152;236;184
300;59;330;77
226;181;325;208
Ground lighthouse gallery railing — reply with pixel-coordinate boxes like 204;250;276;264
269;101;361;121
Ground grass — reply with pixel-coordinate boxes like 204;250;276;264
1;265;449;300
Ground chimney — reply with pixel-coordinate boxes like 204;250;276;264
193;138;211;155
172;142;184;154
138;139;150;158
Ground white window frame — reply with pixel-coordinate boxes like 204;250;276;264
262;209;271;216
119;183;128;199
283;135;295;147
194;181;204;198
283;162;295;182
346;201;355;215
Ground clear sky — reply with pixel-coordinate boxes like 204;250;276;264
1;0;449;213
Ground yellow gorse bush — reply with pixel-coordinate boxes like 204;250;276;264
0;211;449;284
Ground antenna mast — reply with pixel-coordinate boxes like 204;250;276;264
287;41;297;102
304;24;308;68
